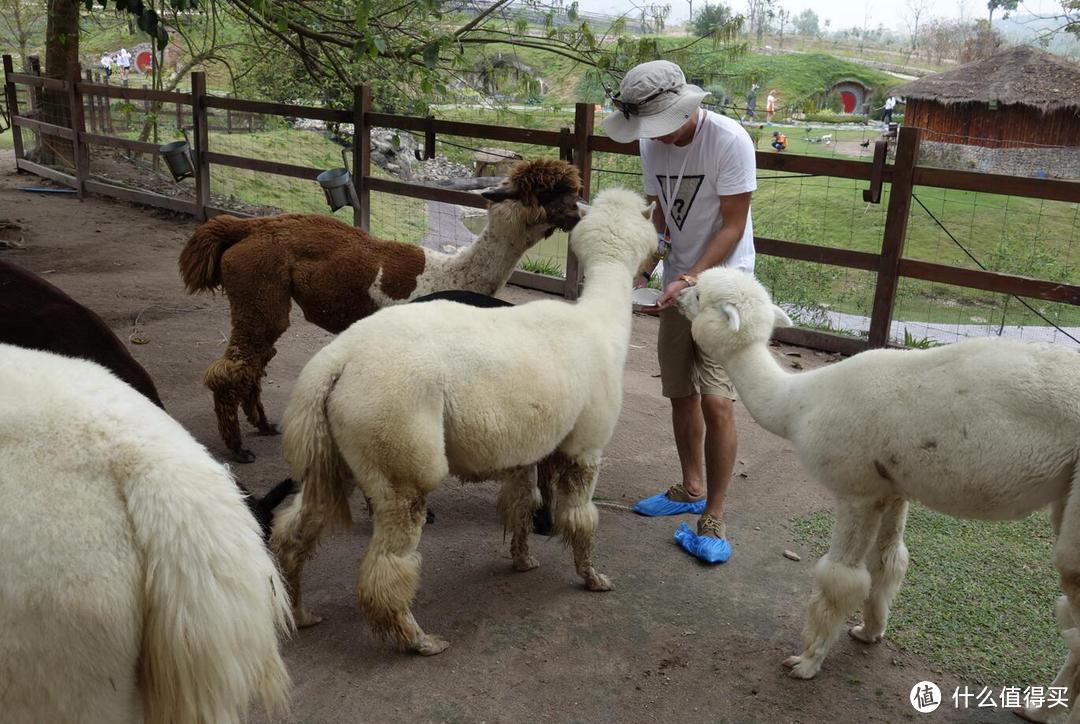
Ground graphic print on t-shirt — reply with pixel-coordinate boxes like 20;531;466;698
655;175;704;231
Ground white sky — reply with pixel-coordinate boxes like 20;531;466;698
571;0;1067;32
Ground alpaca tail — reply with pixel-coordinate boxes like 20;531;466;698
282;345;353;528
178;214;252;293
239;477;299;540
126;451;293;723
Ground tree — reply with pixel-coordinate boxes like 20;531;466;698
987;0;1018;26
903;0;930;62
0;0;46;71
692;2;733;36
793;8;818;36
961;18;1003;60
776;6;789;48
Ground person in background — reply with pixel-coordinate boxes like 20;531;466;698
771;130;787;152
118;48;131;81
882;95;898;125
100;53;112;80
742;83;759;122
766;89;778;123
603;60;757;564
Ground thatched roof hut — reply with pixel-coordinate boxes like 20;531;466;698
892;45;1080;148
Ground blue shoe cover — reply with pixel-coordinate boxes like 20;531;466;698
674;521;732;564
633;492;707;517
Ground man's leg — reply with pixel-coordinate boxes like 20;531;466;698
671;394;705;497
701;394;737;523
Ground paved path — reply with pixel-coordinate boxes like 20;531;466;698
421;200;477;251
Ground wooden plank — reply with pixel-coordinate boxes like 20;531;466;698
12;115;74;139
3;56;26;162
79;82;189;104
565;102;594;301
81;132;161;155
588;135;640;155
509;269;567;296
355;85;371;229
756;151;880;181
899;259;1080;305
206;151;321;181
755;236;880;271
868;126;921;347
68;62;87;200
84;179;197;214
15;158;77;187
205;95;350;123
772;326;869;356
7;72;66;90
366;176;488;209
368;112;565;148
206;205;255;219
191;72;210;221
913;166;1080;204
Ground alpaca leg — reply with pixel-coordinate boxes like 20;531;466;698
497;465;542;572
552;452;612;592
850;497;910;644
357;487;446;655
270;489;329;627
243;347;280;435
783;497;884;679
1021;496;1080;723
206;354;254;463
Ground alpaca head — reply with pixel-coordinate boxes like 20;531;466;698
679;268;792;358
481;158;582;241
569;188;657;273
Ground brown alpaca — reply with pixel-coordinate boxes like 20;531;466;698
179;158;582;462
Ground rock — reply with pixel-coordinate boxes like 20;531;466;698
783;549;801;561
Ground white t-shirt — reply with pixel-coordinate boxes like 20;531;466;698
640;110;757;286
884;97;897;110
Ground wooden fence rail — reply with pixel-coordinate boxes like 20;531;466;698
4;54;1080;355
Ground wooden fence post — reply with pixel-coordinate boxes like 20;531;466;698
69;62;88;199
175;97;182;130
868;125;922;347
353;84;371;230
423;114;436;160
565;102;595;300
191;71;210;220
2;55;25;164
84;69;96;132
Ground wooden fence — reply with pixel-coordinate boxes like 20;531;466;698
4;54;1080;356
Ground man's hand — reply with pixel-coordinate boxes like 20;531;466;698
657;278;691;310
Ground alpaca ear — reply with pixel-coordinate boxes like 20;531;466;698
482;184;520;202
721;303;742;332
641;200;656;219
576;201;591;217
772;304;793;328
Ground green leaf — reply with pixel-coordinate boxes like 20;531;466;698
422;43;440;69
156;24;168;50
372;35;387;55
390;133;401;150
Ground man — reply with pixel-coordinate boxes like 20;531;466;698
882;95;897;125
603;60;757;563
118;48;131;81
771;130;787;152
743;83;759;122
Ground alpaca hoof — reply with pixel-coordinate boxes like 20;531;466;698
849;624;883;644
257;423;281;436
782;655;820;679
232;448;256;464
425;508;435;525
295;608;323;628
513;555;540;572
1014;705;1068;724
585;572;613;592
415;634;450;656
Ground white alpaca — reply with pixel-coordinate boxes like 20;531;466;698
0;344;292;724
680;268;1080;723
272;188;657;654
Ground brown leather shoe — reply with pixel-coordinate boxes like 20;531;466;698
665;483;705;503
697;513;727;540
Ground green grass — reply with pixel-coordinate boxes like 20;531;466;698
791;506;1064;687
0;131;13;150
206;128;427;241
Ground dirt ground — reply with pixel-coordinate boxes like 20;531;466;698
0;150;1014;723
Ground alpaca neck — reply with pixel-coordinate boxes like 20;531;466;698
722;342;795;439
434;206;540;295
576;262;636;346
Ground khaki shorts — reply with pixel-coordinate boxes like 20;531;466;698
658;307;737;400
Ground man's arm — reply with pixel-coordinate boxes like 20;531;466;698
656;191;752;307
687;191;751;276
